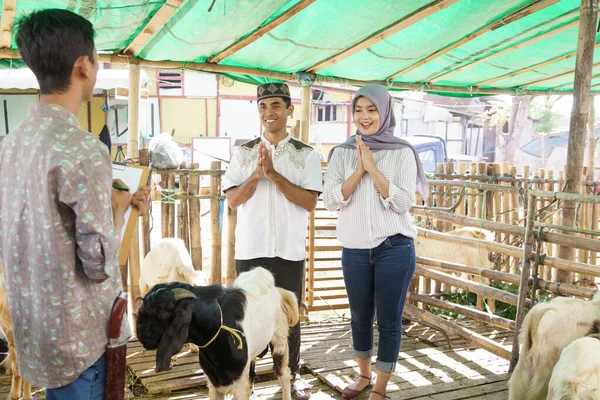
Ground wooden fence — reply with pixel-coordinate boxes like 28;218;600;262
303;161;600;364
127;157;600;363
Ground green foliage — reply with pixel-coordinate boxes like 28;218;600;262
427;282;553;321
530;96;561;135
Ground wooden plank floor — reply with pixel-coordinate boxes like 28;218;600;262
127;319;512;399
0;319;512;399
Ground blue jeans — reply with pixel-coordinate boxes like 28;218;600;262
46;354;106;400
341;234;416;373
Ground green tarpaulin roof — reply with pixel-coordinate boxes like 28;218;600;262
0;0;597;97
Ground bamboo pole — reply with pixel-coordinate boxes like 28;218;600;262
139;148;151;259
167;173;176;238
407;292;516;331
300;85;311;144
210;161;222;284
509;165;519;274
579;172;590;273
545;169;556;281
538;169;548;279
587;97;598;270
416;256;597;299
522;165;531;214
178;162;190;249
189;163;202;270
468;162;477;219
417;226;600;278
411;208;600;253
403;304;511;360
444;162;455;232
434;163;445;295
510;192;537;372
161;172;169;238
127;63;142;303
488;163;498;222
414;265;527;307
307;210;316;306
423;184;434;296
456;162;468;224
500;162;510;244
555;169;565;281
226;206;237;285
207;0;316;64
558;0;599;283
427;179;521;193
531;188;600;203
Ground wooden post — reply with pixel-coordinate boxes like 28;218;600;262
210;161;222;284
492;163;501;224
161;172;169;238
189;163;202;270
579;171;589;269
485;163;495;221
178;163;190;249
587;95;596;180
586;98;598;268
435;163;445;232
537;169;547;280
126;64;140;162
475;162;487;220
139;148;151;259
555;169;565;282
307;210;316;306
292;120;301;140
226;206;237;285
300;85;311;144
167;173;176;238
468;162;477;218
509;165;519;274
500;162;510;272
522;165;531;220
456;162;467;222
126;63;141;302
510;192;537;372
444;162;455;232
558;0;599;283
545;169;555;281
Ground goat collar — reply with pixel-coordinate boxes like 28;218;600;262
198;302;245;350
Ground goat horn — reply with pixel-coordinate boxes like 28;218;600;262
172;288;197;301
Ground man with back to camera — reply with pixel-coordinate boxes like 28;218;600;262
222;83;323;399
0;9;149;399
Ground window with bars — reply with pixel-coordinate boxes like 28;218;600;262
313;104;343;123
157;70;183;96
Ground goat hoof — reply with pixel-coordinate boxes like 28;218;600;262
188;343;199;353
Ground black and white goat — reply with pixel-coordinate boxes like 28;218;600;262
508;292;600;400
135;267;299;400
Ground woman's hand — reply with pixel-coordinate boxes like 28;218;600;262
355;138;365;175
356;135;376;174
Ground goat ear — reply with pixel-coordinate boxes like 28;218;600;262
172;288;196;301
155;300;195;372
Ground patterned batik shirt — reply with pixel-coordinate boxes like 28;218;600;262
0;103;131;388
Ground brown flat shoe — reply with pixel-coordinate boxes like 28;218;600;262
371;390;390;399
341;375;372;400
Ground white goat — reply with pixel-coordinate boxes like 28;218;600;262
415;227;495;310
508;292;600;400
138;237;207;353
139;238;208;297
547;333;600;400
0;262;32;400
